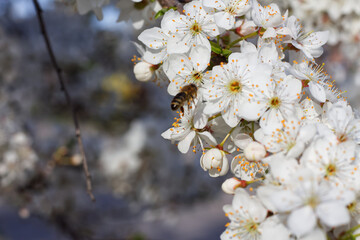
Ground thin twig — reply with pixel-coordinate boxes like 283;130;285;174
32;0;95;202
157;0;185;12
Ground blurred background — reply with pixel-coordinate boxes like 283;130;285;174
0;0;359;239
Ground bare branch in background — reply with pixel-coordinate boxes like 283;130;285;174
32;0;95;202
157;0;189;11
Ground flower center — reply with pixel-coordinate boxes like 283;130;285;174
229;80;242;93
348;201;357;213
338;134;347;143
306;195;319;209
225;6;236;15
191;71;203;83
190;22;202;35
325;163;337;177
269;96;281;109
244;222;259;235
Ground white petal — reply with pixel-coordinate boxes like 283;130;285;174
239;101;267;121
222;105;241;127
260;215;290;240
240;40;257;53
258;41;278;65
214;12;235;30
286;141;305;158
270;190;303;212
287;206;317;237
202;0;226;10
262;27;277;38
138;27;167;49
167;34;192;54
161;128;173;139
143;48;167;65
198;131;217;146
232;133;254;150
308;81;326;103
183;0;203;20
316;202;350;228
298;228;327;240
260;109;283;133
178;131;196;153
257;186;280;213
189;45;211;72
233;189;267;222
278;75;302;103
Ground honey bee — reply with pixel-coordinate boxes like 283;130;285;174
171;84;198;114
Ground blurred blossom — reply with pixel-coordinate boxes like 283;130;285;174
0;132;38;187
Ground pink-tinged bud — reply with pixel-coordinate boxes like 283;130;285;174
133;61;155;82
200;148;229;177
235;19;257;36
244;141;266;161
222;177;247;194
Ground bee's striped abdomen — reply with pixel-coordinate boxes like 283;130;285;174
171;92;186;110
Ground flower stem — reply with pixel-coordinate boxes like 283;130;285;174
246;177;265;185
208;113;221;122
339;224;360;240
226;31;258;50
219;127;236;147
346;224;360;235
352;233;360;238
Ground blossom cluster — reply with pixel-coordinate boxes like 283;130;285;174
264;0;360;85
67;0;161;29
132;0;360;239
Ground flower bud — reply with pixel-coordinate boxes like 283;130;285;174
133;61;154;82
221;177;247;194
200;148;229;177
244;141;266;161
235;19;257;36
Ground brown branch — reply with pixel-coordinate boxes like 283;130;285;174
32;0;95;202
157;0;186;12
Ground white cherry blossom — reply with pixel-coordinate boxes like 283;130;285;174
163;1;222;54
254;75;303;132
268;169;354;237
323;101;360;144
138;25;170;65
255;119;315;158
289;61;330;103
281;16;329;59
221;188;290;240
164;45;211;96
250;0;285;38
301;138;359;188
161;102;216;153
202;0;251;30
231;153;267;181
202;52;272;127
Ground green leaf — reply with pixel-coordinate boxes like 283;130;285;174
222;49;232;57
155;7;177;19
210;41;222;54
